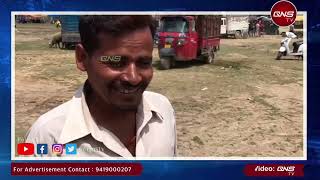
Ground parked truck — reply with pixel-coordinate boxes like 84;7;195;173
59;15;81;48
157;15;221;69
220;15;249;39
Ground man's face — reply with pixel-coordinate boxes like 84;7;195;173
82;27;154;110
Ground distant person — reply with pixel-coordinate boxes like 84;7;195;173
25;15;176;158
259;20;265;37
289;24;295;33
249;22;255;37
255;21;260;37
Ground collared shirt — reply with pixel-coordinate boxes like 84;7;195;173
25;85;176;158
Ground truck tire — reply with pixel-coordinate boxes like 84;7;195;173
242;32;248;39
235;31;242;39
203;49;215;64
160;58;171;70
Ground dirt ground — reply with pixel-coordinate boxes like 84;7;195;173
14;23;304;157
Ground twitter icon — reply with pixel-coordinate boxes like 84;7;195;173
65;144;77;155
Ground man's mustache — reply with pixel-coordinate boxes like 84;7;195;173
111;81;147;91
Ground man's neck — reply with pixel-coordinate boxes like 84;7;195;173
87;91;137;128
84;82;137;156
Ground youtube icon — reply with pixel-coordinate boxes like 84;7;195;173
17;143;34;155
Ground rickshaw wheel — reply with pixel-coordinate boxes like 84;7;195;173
203;49;215;64
235;31;242;39
160;58;171;70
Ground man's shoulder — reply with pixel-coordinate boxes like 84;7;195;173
40;100;71;120
143;91;174;113
26;100;72;142
144;90;171;103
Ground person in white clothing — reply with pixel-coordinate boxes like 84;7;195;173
25;15;176;158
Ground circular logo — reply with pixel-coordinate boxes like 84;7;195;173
271;0;297;26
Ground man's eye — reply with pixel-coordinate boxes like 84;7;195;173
100;60;126;68
108;62;123;68
99;55;127;68
138;60;152;67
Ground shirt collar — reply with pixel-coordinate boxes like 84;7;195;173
58;86;90;144
58;84;164;152
136;93;164;137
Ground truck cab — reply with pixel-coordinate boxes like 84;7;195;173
158;15;221;69
60;15;81;48
220;15;249;39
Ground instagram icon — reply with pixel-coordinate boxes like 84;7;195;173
52;144;63;155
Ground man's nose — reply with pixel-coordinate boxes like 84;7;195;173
121;63;142;86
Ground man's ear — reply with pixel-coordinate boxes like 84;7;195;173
75;43;88;72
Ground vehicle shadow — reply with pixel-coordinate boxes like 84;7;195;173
153;60;206;70
276;57;303;61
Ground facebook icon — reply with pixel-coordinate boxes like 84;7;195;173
37;144;48;155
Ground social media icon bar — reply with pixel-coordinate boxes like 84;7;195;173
37;144;48;155
52;144;63;155
65;144;77;155
17;143;34;155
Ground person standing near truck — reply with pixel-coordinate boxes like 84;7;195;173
255;21;260;37
289;24;295;33
249;21;256;37
259;20;265;37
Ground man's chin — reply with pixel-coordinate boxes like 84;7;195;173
107;90;144;110
113;102;140;111
112;96;142;110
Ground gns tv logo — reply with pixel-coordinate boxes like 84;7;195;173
271;1;297;26
273;11;295;18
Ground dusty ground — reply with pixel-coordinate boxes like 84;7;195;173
15;23;304;157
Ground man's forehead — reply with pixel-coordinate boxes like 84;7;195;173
98;34;153;56
97;27;152;42
97;45;153;56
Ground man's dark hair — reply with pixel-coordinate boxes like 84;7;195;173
79;15;155;56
